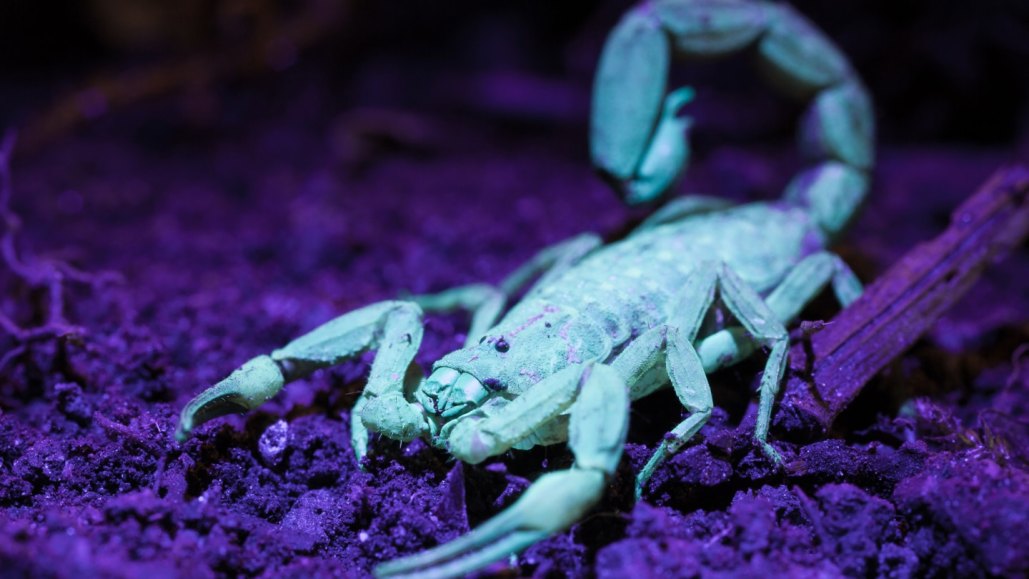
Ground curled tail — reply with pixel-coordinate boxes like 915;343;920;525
591;0;873;238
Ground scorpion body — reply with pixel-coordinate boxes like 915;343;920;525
433;199;823;432
175;1;874;577
528;202;818;338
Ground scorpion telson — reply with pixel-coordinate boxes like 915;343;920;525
177;1;873;577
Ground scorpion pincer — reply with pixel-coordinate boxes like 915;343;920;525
175;1;873;576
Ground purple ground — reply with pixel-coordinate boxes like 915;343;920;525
1;2;1029;577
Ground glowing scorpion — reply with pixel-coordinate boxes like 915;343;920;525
176;1;874;576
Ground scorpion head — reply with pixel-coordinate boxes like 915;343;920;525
415;301;611;425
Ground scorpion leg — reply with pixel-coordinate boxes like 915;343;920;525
611;264;717;497
692;254;862;459
498;232;601;297
409;284;506;347
625;262;791;489
696;252;863;374
708;264;790;463
175;301;428;465
411;233;601;346
764;251;863;322
375;364;629;579
612;261;796;495
642;325;714;498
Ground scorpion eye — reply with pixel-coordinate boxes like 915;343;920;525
483;378;505;391
494;338;510;353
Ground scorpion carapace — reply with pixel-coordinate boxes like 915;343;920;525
175;1;873;577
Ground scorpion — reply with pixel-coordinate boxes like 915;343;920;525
175;1;874;577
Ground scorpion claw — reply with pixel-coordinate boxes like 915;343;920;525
175;355;285;442
375;470;606;578
360;392;428;442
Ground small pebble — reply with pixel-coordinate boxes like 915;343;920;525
259;419;290;465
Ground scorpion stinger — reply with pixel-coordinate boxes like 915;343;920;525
177;1;876;577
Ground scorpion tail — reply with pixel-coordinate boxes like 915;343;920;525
590;0;875;238
782;159;870;241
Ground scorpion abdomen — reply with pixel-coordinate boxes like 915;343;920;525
527;202;822;350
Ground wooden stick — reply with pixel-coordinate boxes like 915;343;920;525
777;165;1029;436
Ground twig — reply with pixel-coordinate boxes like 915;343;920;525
792;486;831;548
0;131;121;371
777;165;1029;436
17;0;348;155
93;413;162;456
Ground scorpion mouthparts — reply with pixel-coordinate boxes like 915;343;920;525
440;373;489;418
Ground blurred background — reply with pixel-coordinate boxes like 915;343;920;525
1;0;1028;156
